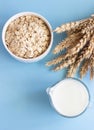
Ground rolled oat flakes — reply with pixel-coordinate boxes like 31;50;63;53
5;15;51;59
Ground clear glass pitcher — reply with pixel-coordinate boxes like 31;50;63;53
46;78;90;118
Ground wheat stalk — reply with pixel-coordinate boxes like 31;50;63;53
47;15;94;79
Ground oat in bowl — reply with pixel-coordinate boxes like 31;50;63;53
2;12;53;62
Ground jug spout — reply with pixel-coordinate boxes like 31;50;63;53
46;87;55;96
46;87;50;95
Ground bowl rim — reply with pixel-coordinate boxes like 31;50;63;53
2;12;53;62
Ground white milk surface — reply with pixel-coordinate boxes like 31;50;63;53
50;78;89;117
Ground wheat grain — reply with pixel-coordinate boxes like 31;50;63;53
90;67;94;80
90;49;94;67
80;60;89;78
67;64;75;77
81;24;94;34
90;50;94;79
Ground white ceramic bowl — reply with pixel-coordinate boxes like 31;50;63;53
2;12;53;62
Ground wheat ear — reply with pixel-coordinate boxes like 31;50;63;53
53;54;77;71
46;55;63;66
54;18;91;33
67;36;94;77
53;32;82;54
54;21;81;33
67;30;93;55
67;17;94;36
46;51;72;66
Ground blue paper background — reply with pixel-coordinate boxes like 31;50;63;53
0;0;94;130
